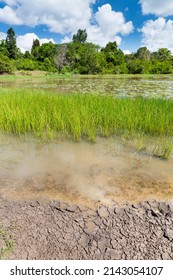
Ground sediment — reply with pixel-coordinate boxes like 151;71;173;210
0;199;173;260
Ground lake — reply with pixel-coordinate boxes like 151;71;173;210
1;74;173;98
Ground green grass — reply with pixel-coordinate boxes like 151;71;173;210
0;225;14;259
0;88;173;157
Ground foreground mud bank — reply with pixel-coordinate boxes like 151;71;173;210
0;199;173;260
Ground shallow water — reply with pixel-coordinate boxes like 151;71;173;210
1;75;173;98
0;135;173;206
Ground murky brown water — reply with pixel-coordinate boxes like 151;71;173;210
0;135;173;206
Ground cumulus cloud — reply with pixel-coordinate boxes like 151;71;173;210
0;0;96;32
0;30;55;52
16;33;55;53
0;1;133;47
123;50;131;55
95;4;133;36
141;18;173;53
61;4;133;47
139;0;173;16
0;5;22;24
0;31;6;41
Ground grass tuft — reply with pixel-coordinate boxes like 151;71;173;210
0;88;173;158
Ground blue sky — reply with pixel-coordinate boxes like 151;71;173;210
0;0;173;53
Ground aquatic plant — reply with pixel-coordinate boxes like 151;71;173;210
0;88;173;157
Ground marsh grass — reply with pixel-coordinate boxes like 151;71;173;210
0;88;173;157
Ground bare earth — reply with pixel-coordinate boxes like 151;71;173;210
0;198;173;260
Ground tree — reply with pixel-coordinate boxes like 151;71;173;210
24;50;32;59
31;39;40;59
157;48;172;61
135;47;150;61
55;43;69;72
101;41;125;73
37;42;57;62
0;40;9;57
126;59;145;74
72;29;87;44
0;53;13;74
5;27;17;59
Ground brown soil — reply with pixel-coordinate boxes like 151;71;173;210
0;197;173;260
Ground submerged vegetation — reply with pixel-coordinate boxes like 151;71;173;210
0;88;173;158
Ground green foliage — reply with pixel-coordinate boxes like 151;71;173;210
0;54;13;74
43;57;56;72
72;29;87;44
135;47;150;61
126;59;145;74
37;42;57;62
1;89;173;143
24;51;32;59
150;60;172;74
5;27;17;59
0;225;14;259
15;58;38;71
31;39;40;59
0;27;173;74
157;48;172;61
0;40;9;57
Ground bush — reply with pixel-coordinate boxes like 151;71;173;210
0;56;13;74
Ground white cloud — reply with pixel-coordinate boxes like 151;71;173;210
61;4;133;47
17;33;55;53
0;5;22;25
0;1;133;47
87;4;133;47
0;31;6;41
0;0;96;32
95;4;133;36
139;0;173;16
123;50;131;55
141;18;173;53
87;25;122;47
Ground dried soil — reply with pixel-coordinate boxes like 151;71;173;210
0;198;173;260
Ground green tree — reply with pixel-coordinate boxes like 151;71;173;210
135;47;150;61
101;41;125;73
5;27;17;59
126;59;144;74
157;48;172;61
0;53;13;74
31;39;40;59
72;29;87;44
37;42;57;62
0;40;9;57
24;50;32;59
15;58;37;71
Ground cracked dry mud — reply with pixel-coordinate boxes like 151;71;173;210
0;199;173;260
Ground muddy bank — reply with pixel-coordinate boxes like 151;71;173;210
0;198;173;260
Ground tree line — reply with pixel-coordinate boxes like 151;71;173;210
0;27;173;75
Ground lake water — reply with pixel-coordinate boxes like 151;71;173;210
1;75;173;98
0;135;173;206
1;75;173;205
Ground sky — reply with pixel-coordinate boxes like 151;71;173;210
0;0;173;53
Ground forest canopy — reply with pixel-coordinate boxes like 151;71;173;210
0;27;173;75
